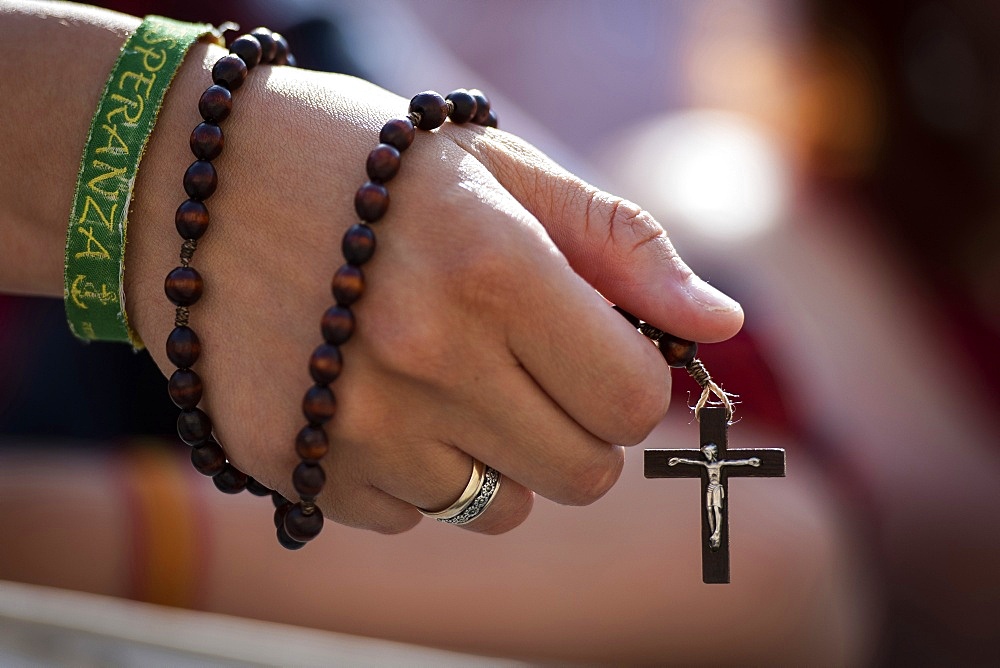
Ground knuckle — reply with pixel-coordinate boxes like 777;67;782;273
559;446;624;506
614;380;671;445
587;190;667;260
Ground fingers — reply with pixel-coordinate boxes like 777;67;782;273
446;128;744;344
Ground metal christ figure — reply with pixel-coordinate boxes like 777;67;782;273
668;445;760;550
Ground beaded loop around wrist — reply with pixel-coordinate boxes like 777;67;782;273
279;88;498;549
164;24;500;549
165;27;294;513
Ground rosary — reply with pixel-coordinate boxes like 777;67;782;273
144;21;786;583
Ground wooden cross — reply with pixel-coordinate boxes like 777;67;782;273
644;406;786;584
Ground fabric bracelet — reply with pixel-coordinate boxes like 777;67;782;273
64;16;221;348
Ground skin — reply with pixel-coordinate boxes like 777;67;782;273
0;0;742;535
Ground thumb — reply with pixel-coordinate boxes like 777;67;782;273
451;129;743;343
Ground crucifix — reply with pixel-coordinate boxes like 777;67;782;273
644;405;786;584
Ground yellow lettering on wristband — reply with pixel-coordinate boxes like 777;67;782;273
64;16;222;347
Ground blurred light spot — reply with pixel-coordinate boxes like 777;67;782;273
626;111;789;241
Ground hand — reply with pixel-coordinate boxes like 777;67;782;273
126;45;743;535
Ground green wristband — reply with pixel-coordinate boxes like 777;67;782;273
64;16;220;348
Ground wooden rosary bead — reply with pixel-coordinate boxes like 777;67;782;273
164;266;204;307
292;462;326;499
302;385;337;425
168;368;203;409
250;28;277;63
331;264;365;306
409;91;449;131
446;89;477;124
271;491;289;508
190;122;224;161
245;477;271;497
177;407;212;446
469;89;491;125
341;224;377;266
295;425;329;462
273;500;293;528
284;503;324;542
484;110;499;128
321;305;355;345
213;463;249;494
183;160;217;200
354;182;389;222
271;33;289;66
198;84;232;123
276;525;306;550
175;199;210;240
191;440;226;476
309;343;343;385
229;34;262;69
212;54;248;90
379;118;415;152
658;334;699;368
166;325;201;367
366;144;401;183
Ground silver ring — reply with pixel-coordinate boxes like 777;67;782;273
439;465;502;525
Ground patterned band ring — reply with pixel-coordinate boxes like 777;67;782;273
439;465;502;525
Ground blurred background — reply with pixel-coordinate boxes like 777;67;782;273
2;0;998;664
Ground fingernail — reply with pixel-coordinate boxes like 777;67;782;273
683;274;741;313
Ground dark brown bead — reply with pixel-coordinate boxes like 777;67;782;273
273;500;293;528
272;33;289;65
284;503;324;542
379;118;415;152
295;425;329;461
293;462;326;498
658;334;698;368
309;344;343;385
198;85;232;123
276;525;306;550
285;52;297;67
164;266;204;306
212;54;248;91
245;477;271;496
175;199;210;240
446;89;477;124
409;91;449;130
331;264;364;306
190;122;224;161
320;305;355;345
302;385;337;425
177;408;212;446
191;440;226;476
271;491;289;508
365;144;401;183
250;28;277;63
484;109;498;128
213;463;248;494
183;160;217;201
168;368;203;409
341;223;376;265
166;325;201;367
354;182;389;222
229;34;262;69
469;89;491;125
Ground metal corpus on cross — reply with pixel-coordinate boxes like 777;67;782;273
644;406;786;584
